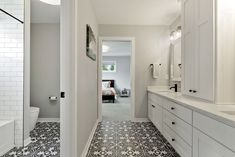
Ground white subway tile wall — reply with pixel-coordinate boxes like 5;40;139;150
0;0;24;146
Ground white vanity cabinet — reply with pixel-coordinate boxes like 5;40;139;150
148;92;235;157
148;93;193;157
181;0;197;98
193;128;235;157
148;96;154;122
182;0;235;103
182;0;214;101
193;112;235;157
148;93;163;133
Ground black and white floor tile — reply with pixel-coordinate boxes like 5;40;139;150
2;122;60;157
87;121;180;157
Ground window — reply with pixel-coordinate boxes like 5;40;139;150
102;61;117;72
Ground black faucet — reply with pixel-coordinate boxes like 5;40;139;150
170;84;178;92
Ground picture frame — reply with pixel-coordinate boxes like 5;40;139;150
86;24;96;61
102;61;117;73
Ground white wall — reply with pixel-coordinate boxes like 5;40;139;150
76;0;98;155
30;23;60;118
99;25;170;118
102;56;130;92
0;0;24;146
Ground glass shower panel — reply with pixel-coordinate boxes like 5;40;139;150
0;0;24;149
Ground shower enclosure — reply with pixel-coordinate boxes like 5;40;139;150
0;0;25;155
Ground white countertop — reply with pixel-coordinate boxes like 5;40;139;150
147;86;235;128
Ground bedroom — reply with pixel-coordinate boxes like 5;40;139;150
101;40;132;121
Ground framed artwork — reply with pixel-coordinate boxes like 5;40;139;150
86;24;96;61
102;61;117;73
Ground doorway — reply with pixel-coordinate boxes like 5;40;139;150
98;37;135;121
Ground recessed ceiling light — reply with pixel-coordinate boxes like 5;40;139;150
40;0;60;5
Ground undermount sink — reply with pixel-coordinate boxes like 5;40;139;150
221;111;235;116
157;90;175;93
158;91;173;93
157;90;182;98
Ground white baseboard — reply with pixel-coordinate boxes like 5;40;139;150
37;118;60;122
81;119;99;157
24;137;31;146
132;118;150;122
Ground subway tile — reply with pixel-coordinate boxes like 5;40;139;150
0;2;24;146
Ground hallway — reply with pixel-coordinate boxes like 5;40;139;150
87;121;179;157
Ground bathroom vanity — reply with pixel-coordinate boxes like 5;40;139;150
148;87;235;157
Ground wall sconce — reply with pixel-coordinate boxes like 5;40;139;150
170;26;182;41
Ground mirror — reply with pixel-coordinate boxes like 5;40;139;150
170;37;182;82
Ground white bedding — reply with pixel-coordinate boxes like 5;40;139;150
102;87;116;96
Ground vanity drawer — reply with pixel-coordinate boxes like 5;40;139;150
162;99;192;124
193;112;235;151
163;123;192;157
163;110;192;146
148;93;162;106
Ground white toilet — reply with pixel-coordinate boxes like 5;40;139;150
30;107;40;131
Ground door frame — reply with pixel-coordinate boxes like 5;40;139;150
98;37;136;122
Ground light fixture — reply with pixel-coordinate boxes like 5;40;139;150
170;32;175;41
102;45;110;53
40;0;60;5
170;26;182;41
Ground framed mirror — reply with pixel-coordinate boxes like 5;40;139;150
170;38;181;82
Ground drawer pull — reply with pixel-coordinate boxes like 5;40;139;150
152;105;155;108
171;107;175;110
172;122;175;125
172;138;175;142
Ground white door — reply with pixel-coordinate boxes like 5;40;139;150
60;0;76;156
193;128;235;157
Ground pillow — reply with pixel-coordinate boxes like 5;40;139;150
102;81;111;88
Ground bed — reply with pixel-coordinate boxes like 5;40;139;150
102;80;116;103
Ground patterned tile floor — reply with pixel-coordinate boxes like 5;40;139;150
87;121;180;157
2;122;60;157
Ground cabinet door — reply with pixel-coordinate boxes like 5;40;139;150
182;0;197;96
148;102;154;122
153;104;163;133
195;0;214;101
193;128;235;157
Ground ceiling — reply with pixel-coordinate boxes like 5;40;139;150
102;41;131;56
31;0;60;23
91;0;181;25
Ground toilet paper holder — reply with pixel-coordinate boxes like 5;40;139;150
49;96;58;101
